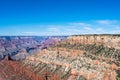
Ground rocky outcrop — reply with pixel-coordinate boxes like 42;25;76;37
0;36;67;80
0;35;120;80
20;34;120;80
68;34;120;49
0;56;43;80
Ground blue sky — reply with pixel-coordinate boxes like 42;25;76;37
0;0;120;36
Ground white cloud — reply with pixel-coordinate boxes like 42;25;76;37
110;30;120;34
69;22;91;27
24;32;36;34
46;20;120;35
48;27;60;32
96;20;118;25
96;28;104;32
83;27;93;30
15;20;120;35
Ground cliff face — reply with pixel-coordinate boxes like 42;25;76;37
68;35;120;49
0;36;66;80
0;36;66;60
20;35;120;80
0;35;120;80
66;35;120;65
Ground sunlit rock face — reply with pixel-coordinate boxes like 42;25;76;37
22;34;120;80
68;34;120;49
0;35;120;80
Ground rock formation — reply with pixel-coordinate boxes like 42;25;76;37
0;35;120;80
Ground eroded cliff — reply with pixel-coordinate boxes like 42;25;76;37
0;35;120;80
20;35;120;80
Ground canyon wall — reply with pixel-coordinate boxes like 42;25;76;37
20;35;120;80
67;34;120;49
0;35;120;80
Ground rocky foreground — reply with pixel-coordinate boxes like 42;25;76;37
0;35;120;80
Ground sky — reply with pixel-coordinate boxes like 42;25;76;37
0;0;120;36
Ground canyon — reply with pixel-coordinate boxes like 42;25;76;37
0;35;120;80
